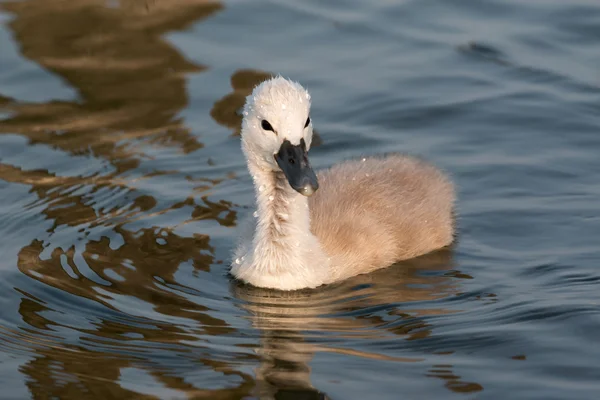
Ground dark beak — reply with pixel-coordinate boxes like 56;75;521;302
274;139;319;196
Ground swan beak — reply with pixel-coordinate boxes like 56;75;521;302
275;139;319;196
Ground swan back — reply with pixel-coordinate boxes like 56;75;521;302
309;154;455;282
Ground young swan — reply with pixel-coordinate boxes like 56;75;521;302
231;77;455;291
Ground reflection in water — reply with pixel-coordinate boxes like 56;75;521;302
0;0;223;171
427;364;484;394
8;291;255;399
0;0;234;232
0;0;238;226
0;1;480;398
12;219;249;396
233;249;482;398
0;0;256;397
0;0;596;397
211;69;273;135
0;160;237;233
18;228;216;316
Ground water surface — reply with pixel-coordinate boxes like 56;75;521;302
0;0;599;399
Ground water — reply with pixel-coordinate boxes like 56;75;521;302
0;0;599;398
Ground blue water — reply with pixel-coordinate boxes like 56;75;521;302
0;0;599;398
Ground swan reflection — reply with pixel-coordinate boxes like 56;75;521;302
232;248;481;398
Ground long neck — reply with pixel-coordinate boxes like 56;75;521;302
233;157;329;290
249;163;311;256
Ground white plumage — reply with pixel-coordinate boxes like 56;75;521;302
231;77;455;290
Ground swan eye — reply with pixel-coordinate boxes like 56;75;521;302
304;117;311;128
261;119;274;132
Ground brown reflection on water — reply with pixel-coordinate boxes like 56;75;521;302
427;364;484;394
0;0;237;230
232;249;482;398
211;69;273;135
0;159;237;233
18;228;216;319
20;345;147;399
9;293;255;400
0;1;258;397
0;0;240;231
0;162;133;230
0;2;480;398
13;224;258;398
0;0;222;171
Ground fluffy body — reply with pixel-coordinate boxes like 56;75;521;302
231;77;455;290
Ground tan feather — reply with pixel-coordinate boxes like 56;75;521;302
310;154;455;284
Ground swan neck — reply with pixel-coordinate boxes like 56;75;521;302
233;158;329;290
252;167;310;247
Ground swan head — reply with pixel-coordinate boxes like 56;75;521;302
241;76;318;196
